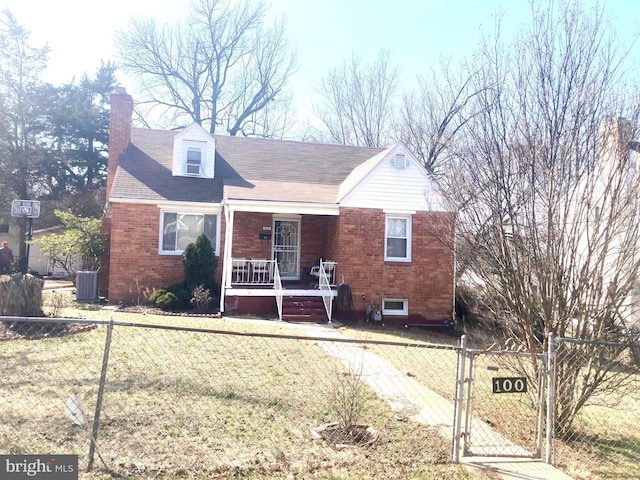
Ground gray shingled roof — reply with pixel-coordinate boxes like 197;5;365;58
110;128;386;204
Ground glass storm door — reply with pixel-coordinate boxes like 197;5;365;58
273;219;300;280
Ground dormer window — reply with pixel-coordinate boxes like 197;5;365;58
184;141;205;176
172;124;215;178
186;145;202;175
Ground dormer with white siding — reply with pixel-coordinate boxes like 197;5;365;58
172;123;216;179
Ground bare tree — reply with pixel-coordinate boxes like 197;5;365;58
313;50;399;147
397;58;485;176
447;2;640;434
115;0;297;137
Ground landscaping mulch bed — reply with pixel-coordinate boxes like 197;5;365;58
0;320;98;341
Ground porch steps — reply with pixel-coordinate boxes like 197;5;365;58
281;296;327;322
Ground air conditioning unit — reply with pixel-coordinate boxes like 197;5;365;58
186;164;201;175
76;271;99;301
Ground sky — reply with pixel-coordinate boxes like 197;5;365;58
2;0;640;123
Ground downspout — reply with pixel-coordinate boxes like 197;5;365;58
219;202;234;314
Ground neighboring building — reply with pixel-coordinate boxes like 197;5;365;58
30;226;76;277
101;87;456;325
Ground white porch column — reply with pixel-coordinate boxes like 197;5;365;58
219;204;235;314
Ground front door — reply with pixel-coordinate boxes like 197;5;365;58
273;219;300;280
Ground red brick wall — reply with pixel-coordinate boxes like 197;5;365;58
334;208;455;321
230;212;273;260
300;215;331;270
102;88;133;296
105;203;455;321
107;204;225;302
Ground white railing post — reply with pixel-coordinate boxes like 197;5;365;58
274;262;283;321
318;259;332;323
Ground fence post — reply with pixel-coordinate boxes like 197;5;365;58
87;318;114;471
546;331;557;465
452;334;468;462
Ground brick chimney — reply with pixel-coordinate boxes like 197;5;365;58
106;86;133;198
598;117;635;169
101;87;132;298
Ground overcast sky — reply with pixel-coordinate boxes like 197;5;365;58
2;0;640;122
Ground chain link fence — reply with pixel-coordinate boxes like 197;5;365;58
549;336;640;479
2;316;639;479
0;316;465;479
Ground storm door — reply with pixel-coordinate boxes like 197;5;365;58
272;219;300;280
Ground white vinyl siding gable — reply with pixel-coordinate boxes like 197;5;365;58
339;146;449;212
172;123;216;178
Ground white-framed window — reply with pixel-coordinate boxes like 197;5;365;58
160;212;217;254
184;140;206;176
382;299;408;316
385;215;411;261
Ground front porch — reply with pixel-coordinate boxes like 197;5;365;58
223;259;338;322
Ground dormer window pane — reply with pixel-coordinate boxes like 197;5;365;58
186;146;202;175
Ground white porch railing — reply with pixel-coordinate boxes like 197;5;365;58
274;262;283;321
230;259;276;286
318;259;333;323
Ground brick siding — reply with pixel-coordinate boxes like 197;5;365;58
333;208;455;322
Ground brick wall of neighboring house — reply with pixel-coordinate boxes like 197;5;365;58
334;207;455;322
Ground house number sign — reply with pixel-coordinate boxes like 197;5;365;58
492;377;527;394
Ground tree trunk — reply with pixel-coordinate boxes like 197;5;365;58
0;274;45;316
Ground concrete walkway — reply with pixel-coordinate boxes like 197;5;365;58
297;323;574;480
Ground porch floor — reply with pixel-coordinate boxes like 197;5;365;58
226;281;338;297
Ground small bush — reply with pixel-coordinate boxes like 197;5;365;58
149;283;193;311
43;290;70;317
191;285;213;312
148;234;219;312
149;289;179;311
328;363;371;429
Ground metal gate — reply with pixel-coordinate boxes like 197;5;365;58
453;337;547;460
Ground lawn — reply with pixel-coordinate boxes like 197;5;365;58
1;298;488;479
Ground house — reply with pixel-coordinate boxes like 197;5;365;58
101;87;456;325
30;226;73;276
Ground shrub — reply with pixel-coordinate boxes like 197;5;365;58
149;234;219;312
191;285;213;311
149;283;192;311
149;289;178;311
183;234;218;293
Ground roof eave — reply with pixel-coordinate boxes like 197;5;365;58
223;198;340;215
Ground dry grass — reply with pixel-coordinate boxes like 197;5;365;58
29;290;640;478
338;325;640;480
3;296;486;479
